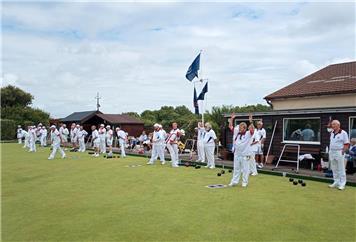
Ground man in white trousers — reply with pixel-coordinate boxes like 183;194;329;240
77;126;88;152
203;122;217;169
195;122;206;163
40;126;48;147
91;125;100;157
255;121;266;168
166;122;181;168
228;114;255;188
249;125;259;176
29;126;37;152
116;127;127;158
98;124;106;154
328;120;349;190
60;124;69;148
106;125;114;156
17;125;23;144
70;123;78;149
158;124;166;164
147;124;165;165
22;128;29;149
48;125;66;160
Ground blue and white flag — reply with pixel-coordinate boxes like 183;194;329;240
197;82;208;100
186;53;200;81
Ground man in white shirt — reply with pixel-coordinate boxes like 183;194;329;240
166;122;181;168
77;126;88;152
147;124;165;165
255;121;266;168
228;114;255;188
249;125;259;176
40;126;48;147
29;126;37;152
91;125;100;157
116;127;127;158
17;125;23;144
195;122;206;163
60;124;69;147
22;128;29;149
106;125;114;156
203;122;217;169
328;120;349;190
48;125;66;159
98;124;107;154
158;124;167;164
70;123;78;149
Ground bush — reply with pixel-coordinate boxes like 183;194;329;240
1;119;17;140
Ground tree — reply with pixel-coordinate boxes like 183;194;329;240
0;85;50;140
1;85;33;108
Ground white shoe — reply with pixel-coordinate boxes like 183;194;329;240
228;183;238;187
172;165;179;168
48;157;53;160
94;154;99;157
161;161;166;165
242;183;248;188
205;165;210;168
338;186;345;190
147;162;153;165
328;183;338;188
251;173;258;176
209;166;215;169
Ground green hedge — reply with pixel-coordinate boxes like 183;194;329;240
1;119;17;140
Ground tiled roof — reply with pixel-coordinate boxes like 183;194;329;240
265;61;356;100
61;110;99;122
96;114;144;124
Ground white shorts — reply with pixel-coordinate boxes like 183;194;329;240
107;140;113;146
255;144;264;155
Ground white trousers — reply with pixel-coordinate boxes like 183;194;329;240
40;135;47;146
329;150;346;187
23;137;29;148
78;138;86;152
149;143;165;163
204;144;215;168
167;143;179;167
159;144;166;162
230;154;249;185
119;139;126;157
197;140;205;162
29;139;36;152
49;143;65;158
249;152;258;175
99;138;106;153
18;138;22;144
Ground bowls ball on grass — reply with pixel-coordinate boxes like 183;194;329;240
298;179;303;184
221;170;225;174
228;169;232;173
293;181;298;185
301;182;306;187
289;178;294;182
217;173;221;177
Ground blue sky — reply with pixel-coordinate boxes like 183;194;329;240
1;1;355;118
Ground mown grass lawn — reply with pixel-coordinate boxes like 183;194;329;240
1;143;355;241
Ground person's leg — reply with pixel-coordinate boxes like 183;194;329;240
329;152;339;187
204;145;210;167
49;145;57;159
148;144;157;164
159;144;166;164
166;143;174;164
250;154;258;175
230;153;241;185
172;144;179;167
120;140;126;157
337;153;347;188
207;146;215;168
242;157;249;187
59;146;66;158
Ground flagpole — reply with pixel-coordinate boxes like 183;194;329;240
200;49;204;125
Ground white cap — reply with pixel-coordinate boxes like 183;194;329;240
153;123;159;128
76;124;80;127
106;125;111;129
100;124;105;127
50;125;56;129
158;124;162;128
18;125;21;128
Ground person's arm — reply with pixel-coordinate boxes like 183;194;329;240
228;113;235;131
342;132;350;155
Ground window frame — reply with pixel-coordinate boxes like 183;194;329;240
349;116;356;139
282;117;321;145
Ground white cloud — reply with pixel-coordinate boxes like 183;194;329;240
1;2;355;118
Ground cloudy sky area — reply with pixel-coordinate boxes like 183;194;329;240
1;1;355;118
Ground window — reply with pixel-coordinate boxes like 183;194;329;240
283;118;320;144
350;117;356;139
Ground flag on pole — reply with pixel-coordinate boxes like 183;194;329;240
197;82;208;100
193;87;199;114
186;53;200;81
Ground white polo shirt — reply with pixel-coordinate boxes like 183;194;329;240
255;128;266;142
117;130;127;140
92;130;99;143
51;129;61;145
330;129;349;151
203;129;217;146
166;129;180;144
233;127;255;156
